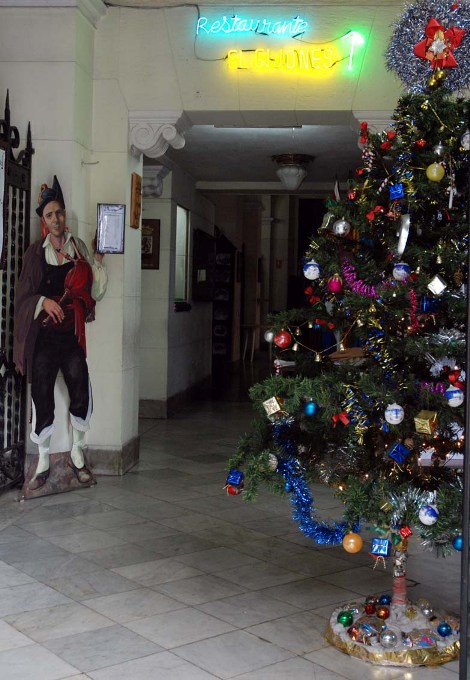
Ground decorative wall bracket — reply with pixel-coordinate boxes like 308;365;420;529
142;165;170;199
129;111;190;159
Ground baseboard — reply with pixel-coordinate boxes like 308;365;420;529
88;434;140;476
139;376;212;419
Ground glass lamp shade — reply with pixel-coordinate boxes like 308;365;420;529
276;164;307;190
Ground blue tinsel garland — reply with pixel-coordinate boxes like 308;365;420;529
272;421;359;545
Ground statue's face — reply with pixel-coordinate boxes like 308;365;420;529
42;200;66;239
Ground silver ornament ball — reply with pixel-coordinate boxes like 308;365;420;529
379;629;398;648
332;218;351;237
432;141;446;157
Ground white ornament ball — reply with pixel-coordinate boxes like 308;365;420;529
268;453;278;471
461;129;470;151
392;262;411;281
303;260;321;281
332;218;351;237
264;330;274;343
445;386;464;407
418;504;439;526
385;403;405;425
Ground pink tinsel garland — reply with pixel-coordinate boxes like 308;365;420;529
341;260;377;298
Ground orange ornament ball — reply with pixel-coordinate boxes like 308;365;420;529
342;532;363;553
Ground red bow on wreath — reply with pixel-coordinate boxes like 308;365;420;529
413;18;465;69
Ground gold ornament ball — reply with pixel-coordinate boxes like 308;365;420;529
267;454;278;471
434;68;446;83
426;162;445;182
342;532;363;553
376;604;390;620
427;74;438;90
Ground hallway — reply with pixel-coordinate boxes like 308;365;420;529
0;373;461;679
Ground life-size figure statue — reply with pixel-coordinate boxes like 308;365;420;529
14;176;107;491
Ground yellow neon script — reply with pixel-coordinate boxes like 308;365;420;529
227;48;336;74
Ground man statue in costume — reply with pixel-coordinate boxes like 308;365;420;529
14;176;107;491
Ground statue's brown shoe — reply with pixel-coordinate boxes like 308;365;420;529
68;460;93;484
28;468;50;491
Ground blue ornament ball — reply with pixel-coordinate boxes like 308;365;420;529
392;262;411;281
378;594;391;605
303;260;321;281
418;504;439;526
304;401;318;417
452;535;463;551
437;621;452;637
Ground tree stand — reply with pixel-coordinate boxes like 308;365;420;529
324;542;460;666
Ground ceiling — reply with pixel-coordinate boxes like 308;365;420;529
159;119;364;194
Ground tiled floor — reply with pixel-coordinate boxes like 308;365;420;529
0;367;462;679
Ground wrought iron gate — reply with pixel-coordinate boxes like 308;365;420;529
0;91;34;493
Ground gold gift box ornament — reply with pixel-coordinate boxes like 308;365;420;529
263;396;285;422
414;410;437;435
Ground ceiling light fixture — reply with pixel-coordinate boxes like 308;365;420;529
272;153;314;191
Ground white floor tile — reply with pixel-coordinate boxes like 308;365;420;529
173;629;294;679
0;396;462;678
87;650;218;679
125;606;235;647
0;644;80;679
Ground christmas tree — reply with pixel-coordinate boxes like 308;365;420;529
227;0;470;666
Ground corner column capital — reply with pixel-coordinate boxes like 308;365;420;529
129;111;190;159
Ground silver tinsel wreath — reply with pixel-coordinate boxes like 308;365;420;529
386;0;470;94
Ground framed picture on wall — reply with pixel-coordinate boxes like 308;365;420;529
141;219;160;269
130;172;142;229
192;228;215;301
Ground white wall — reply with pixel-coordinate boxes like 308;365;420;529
96;3;403;121
139;164;215;416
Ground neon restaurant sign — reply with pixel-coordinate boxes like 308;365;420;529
195;14;365;77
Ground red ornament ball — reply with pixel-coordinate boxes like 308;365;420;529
327;274;344;294
342;532;363;553
274;330;292;349
376;605;390;620
226;485;241;496
364;603;376;615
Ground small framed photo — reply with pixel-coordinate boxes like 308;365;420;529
130;172;142;229
96;203;125;254
141;219;160;269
